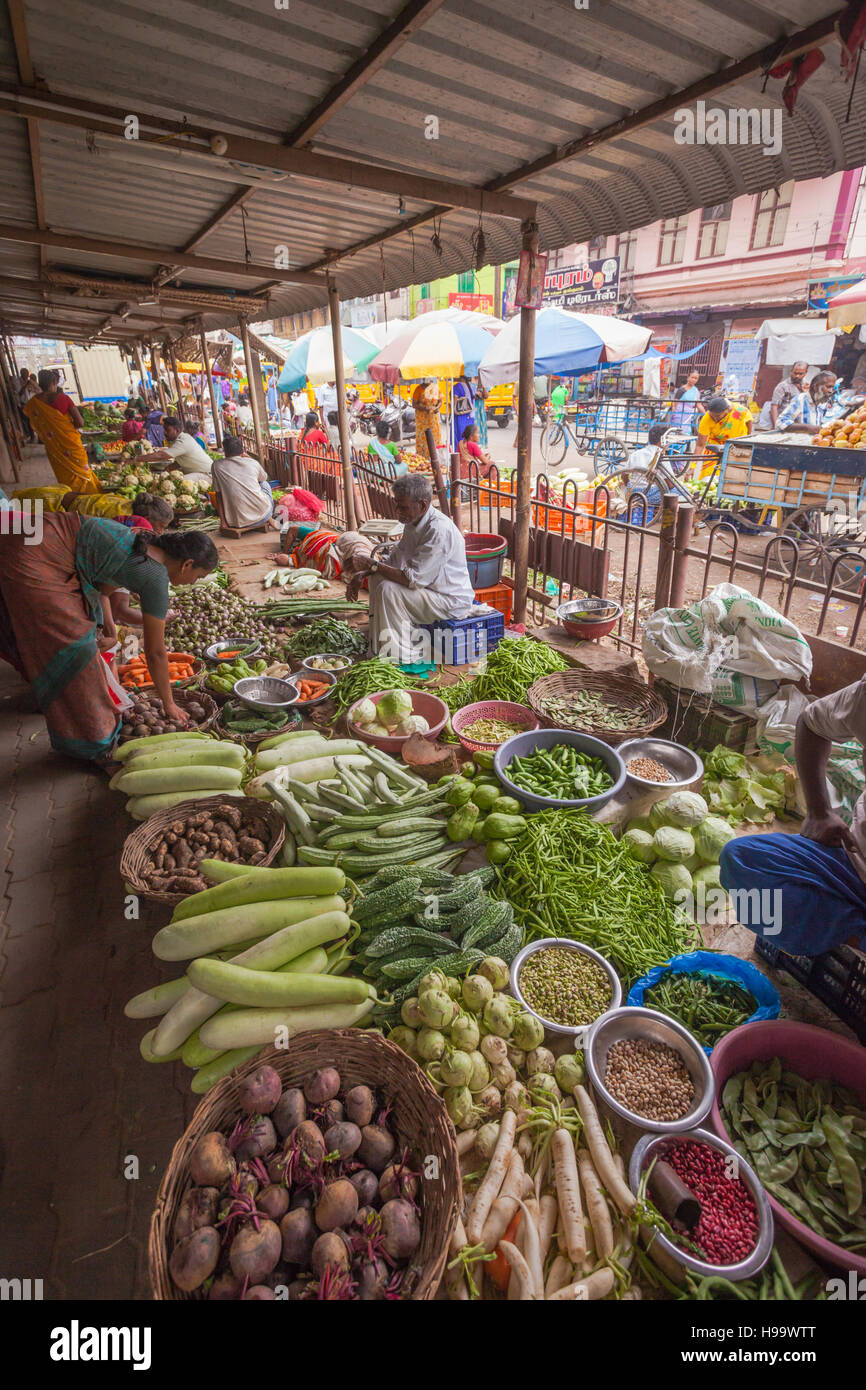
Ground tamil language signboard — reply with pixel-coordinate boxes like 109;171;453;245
543;256;620;310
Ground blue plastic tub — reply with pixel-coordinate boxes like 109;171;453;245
627;951;781;1055
422;609;505;666
493;728;626;813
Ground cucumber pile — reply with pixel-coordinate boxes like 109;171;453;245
352;865;522;1018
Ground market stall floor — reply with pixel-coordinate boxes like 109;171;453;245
0;486;858;1301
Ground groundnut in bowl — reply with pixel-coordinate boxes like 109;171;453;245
585;1006;715;1134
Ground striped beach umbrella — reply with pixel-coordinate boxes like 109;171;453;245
277;326;380;392
367;318;497;385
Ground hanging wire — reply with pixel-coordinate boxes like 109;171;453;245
471;195;487;271
239;204;252;265
430;216;443;259
846;43;863;123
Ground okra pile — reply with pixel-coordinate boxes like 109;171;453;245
354;865;522;1017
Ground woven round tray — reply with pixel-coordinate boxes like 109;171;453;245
117;686;219;746
119;794;285;907
527;670;668;746
216;703;303;747
149;1030;460;1300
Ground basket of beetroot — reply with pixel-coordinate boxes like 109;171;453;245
149;1030;460;1300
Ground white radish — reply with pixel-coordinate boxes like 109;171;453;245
499;1240;535;1301
465;1108;516;1244
480;1150;524;1252
544;1253;573;1298
574;1085;636;1217
455;1130;477;1157
577;1147;614;1260
548;1268;616;1301
445;1216;471;1301
514;1198;543;1300
552;1128;586;1266
507;1194;537;1301
537;1192;559;1269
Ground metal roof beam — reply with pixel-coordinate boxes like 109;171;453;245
0;85;535;222
0;223;323;286
7;1;46;270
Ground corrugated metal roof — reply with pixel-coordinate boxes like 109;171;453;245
0;0;865;344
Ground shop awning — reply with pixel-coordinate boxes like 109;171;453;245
755;318;840;365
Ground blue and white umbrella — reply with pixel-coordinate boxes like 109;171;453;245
277;326;380;392
478;307;652;388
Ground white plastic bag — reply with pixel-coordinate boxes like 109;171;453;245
642;583;812;711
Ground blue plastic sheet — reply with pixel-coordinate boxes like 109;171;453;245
626;950;780;1055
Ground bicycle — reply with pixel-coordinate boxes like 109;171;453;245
539;411;602;466
597;429;716;524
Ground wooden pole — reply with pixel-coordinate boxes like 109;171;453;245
512;219;539;626
654;492;680;612
327;275;357;530
167;340;184;416
200;325;222;449
132;342;148;403
670;501;695;608
240;320;265;464
450;450;463;533
0;338;23;480
67;348;85;403
150;341;168;413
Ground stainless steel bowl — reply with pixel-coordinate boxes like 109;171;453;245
510;939;622;1044
556;596;622;623
205;638;264;663
233;676;299;713
618;737;704;790
585;1005;715;1134
629;1126;774;1281
288;668;337;706
299;652;356;676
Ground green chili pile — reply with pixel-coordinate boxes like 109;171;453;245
644;973;756;1049
506;743;612;800
721;1057;866;1252
493;808;697;982
283;617;367;660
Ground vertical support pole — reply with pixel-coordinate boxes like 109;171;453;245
0;337;23;480
493;262;502;319
654;492;680;612
200;325;222;450
670;500;695;608
427;427;450;515
133;342;148;404
240;320;265;464
327;274;357;530
167;340;184;417
67;348;85;403
150;342;168;414
512;218;539;626
450;451;463;532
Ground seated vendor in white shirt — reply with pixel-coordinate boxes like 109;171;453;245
147;416;214;477
345;474;475;664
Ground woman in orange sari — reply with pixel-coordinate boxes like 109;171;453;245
23;369;99;493
412;379;442;463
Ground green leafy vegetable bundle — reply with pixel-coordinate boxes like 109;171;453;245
701;746;795;826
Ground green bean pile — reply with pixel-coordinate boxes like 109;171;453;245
644;973;756;1049
506;743;613;800
437;637;569;715
493;808;697;982
332;658;424;716
721;1057;866;1252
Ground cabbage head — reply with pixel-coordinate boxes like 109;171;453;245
693;816;736;863
376;689;413;730
621;828;656;864
693;863;723;890
650;860;693;901
625;815;654;835
352;697;377;726
652;825;696;863
663;790;709;828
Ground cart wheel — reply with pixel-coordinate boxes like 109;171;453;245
540;422;568;467
771;506;866;591
595;437;629;473
495;415;510;429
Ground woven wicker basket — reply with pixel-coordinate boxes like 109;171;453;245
118;655;206;693
216;704;303;747
149;1030;460;1300
527;670;668;746
120;795;285;907
117;685;220;745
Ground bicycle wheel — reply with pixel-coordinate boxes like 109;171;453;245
601;468;665;525
540;422;568;467
594;437;629;473
770;506;866;591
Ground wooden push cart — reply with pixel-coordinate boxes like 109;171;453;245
716;437;866;591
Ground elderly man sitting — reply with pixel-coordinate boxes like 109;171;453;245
346;474;475;664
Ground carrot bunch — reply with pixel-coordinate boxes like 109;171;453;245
294;678;330;702
118;652;197;689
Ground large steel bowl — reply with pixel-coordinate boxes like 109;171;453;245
585;1005;715;1134
233;676;299;713
510;938;622;1045
617;737;704;790
494;727;626;813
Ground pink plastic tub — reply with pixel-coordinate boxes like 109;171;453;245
347;689;449;753
710;1019;866;1273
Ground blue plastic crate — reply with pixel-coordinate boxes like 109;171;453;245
421;609;505;666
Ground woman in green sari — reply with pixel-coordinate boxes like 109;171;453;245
0;515;217;759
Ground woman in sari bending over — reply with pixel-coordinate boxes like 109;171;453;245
0;519;217;759
23;369;100;493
